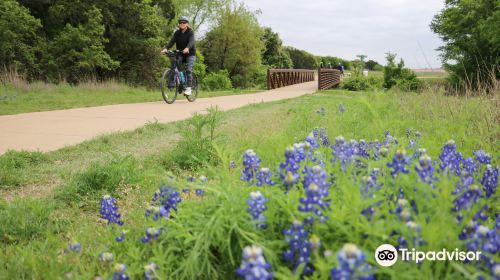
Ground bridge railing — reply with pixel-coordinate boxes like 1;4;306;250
267;69;315;90
318;68;341;90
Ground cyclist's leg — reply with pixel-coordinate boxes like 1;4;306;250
185;55;196;88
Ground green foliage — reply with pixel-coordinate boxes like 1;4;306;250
201;4;264;88
430;0;499;90
383;53;422;92
0;0;42;78
284;47;318;69
0;150;48;188
162;107;222;171
0;199;54;244
342;75;383;91
193;50;207;81
56;155;141;206
172;0;230;31
201;70;233;91
261;27;293;69
365;59;380;71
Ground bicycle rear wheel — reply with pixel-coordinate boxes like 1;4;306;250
185;74;199;102
161;69;178;104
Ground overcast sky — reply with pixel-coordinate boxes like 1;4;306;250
242;0;445;69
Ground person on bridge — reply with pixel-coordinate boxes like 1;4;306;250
161;16;196;96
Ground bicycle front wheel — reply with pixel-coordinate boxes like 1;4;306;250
161;69;178;104
186;74;199;102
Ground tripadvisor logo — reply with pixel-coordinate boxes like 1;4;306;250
375;244;482;267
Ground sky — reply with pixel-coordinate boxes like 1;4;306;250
241;0;446;69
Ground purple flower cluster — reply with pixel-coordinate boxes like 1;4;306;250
330;244;373;280
439;140;463;175
283;220;314;275
386;149;411;177
481;165;498;198
236;245;273;280
144;263;158;280
452;185;482;213
146;186;181;220
299;165;331;222
360;168;382;199
256;168;276;186
141;227;162;243
280;146;303;191
331;136;356;170
100;195;124;226
241;149;262;183
113;263;129;280
474;150;492;165
415;154;438;187
247;191;268;229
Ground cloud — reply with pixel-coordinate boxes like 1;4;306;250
242;0;445;68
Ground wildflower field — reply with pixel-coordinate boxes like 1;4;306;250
0;90;498;280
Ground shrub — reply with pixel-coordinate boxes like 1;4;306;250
201;70;232;91
383;53;422;92
342;75;383;91
0;150;48;188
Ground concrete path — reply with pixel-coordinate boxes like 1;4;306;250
0;81;317;154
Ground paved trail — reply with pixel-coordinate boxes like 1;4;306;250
0;81;317;154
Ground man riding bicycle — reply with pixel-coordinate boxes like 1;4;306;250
161;16;196;96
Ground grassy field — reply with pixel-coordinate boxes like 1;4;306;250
0;89;498;279
0;81;261;115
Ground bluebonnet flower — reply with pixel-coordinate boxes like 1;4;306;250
492;264;500;280
144;262;158;280
142;227;161;243
398;221;426;248
195;189;204;196
299;165;331;222
356;140;370;159
113;263;129;280
316;107;326;116
199;175;208;183
359;169;382;198
256;168;276;186
330;243;374;280
395;199;412;221
283;220;314;275
481;165;498;198
319;128;330;146
331;136;356;170
383;130;398;147
283;171;300;192
241;149;261;183
305;132;321;150
146;186;181;220
453;170;475;195
452;185;482;213
465;224;499;256
439;140;463;175
339;103;345;113
361;201;383;220
247;191;267;229
387;149;411;177
100;195;124;226
280;146;303;191
230;160;236;170
187;175;195;182
405;128;413;138
474;150;491;165
236;245;273;280
67;242;82;253
99;252;113;264
116;231;125;242
415;154;438;187
462;157;477;174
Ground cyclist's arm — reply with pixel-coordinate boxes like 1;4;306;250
186;30;195;50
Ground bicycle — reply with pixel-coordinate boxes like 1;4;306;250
160;50;199;104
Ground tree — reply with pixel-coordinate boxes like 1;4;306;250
365;60;380;71
430;0;499;90
200;4;264;88
261;27;292;69
0;0;42;78
284;47;318;69
383;53;421;91
173;0;231;32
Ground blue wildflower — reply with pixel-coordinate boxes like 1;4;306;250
299;165;331;222
387;149;411;177
241;149;261;183
452;185;482;213
453;170;475;195
492;264;500;280
195;189;204;196
144;263;158;280
466;224;499;255
462;157;477;174
113;263;129;280
230;160;236;169
361;201;383;220
199;175;208;183
320;128;330;146
236;245;273;280
395;199;412;221
481;165;498;198
383;131;398;147
339;103;345;113
360;169;382;199
439;140;463;175
67;242;81;253
399;221;426;248
256;168;276;186
305;132;321;150
330;243;374;280
415;154;438;187
283;220;314;275
247;191;267;229
142;227;161;243
187;175;195;182
100;195;124;226
474;150;492;165
331;136;356;170
146;186;181;221
116;231;125;242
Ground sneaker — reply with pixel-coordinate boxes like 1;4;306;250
184;87;192;96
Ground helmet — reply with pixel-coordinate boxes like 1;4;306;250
178;16;189;23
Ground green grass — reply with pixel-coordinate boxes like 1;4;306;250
0;89;498;279
0;81;261;115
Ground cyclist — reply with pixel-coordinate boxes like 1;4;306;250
161;16;196;96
